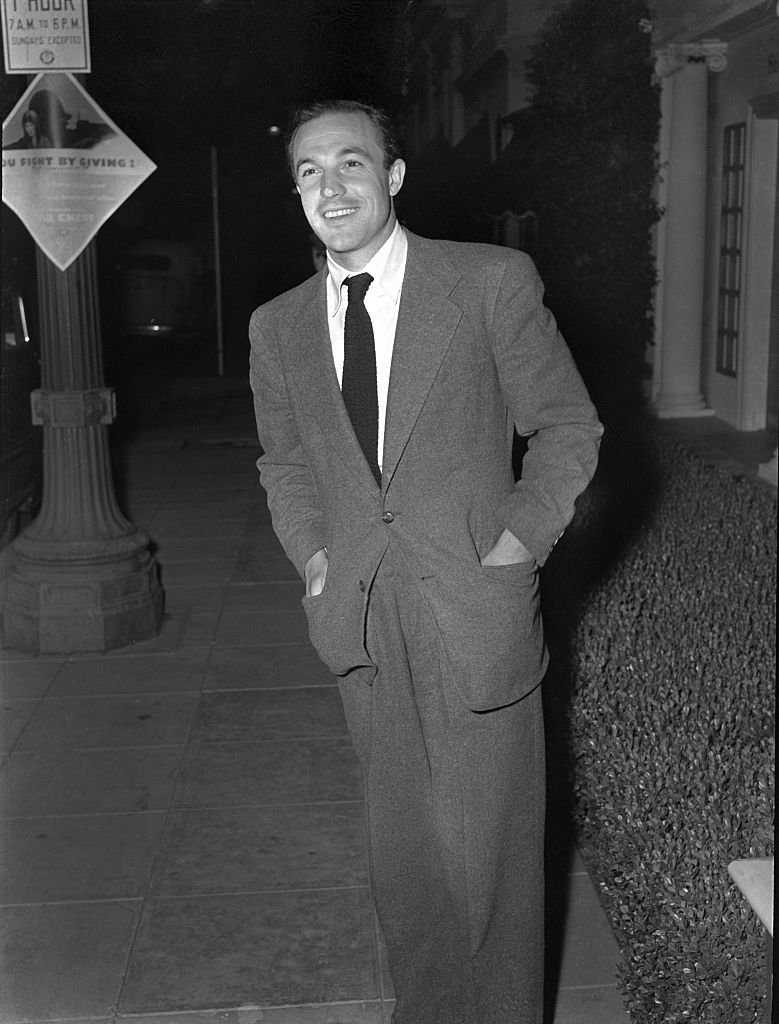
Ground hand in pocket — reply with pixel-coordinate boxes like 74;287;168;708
305;548;329;597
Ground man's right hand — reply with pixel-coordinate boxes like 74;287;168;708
304;548;329;597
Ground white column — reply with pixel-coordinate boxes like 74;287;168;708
653;42;727;418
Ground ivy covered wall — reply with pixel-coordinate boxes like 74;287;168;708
489;0;661;413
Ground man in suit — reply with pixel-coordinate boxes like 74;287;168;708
249;99;602;1023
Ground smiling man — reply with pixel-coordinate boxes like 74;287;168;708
293;106;404;270
249;99;603;1023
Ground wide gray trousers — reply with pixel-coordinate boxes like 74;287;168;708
337;547;545;1024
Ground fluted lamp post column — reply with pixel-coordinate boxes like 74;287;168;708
3;242;163;654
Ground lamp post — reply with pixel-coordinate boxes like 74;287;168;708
3;240;163;654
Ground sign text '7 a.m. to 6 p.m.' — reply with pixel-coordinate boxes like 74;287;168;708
1;0;90;74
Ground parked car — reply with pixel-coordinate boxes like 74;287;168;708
1;284;42;545
115;239;208;340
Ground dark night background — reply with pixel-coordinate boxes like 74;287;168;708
2;0;408;379
2;0;662;442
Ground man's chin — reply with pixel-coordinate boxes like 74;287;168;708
320;236;360;258
318;225;358;249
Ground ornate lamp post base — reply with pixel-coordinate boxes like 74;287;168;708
4;534;163;654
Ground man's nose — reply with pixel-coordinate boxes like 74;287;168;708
320;170;344;197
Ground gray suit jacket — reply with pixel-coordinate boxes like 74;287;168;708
249;230;602;710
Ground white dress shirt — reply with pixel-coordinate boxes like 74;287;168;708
326;221;408;470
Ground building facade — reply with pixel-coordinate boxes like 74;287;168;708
651;0;778;454
402;0;778;479
402;0;549;157
400;0;548;244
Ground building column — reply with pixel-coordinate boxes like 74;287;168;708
653;41;727;418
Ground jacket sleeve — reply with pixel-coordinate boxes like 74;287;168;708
490;252;603;564
249;306;327;578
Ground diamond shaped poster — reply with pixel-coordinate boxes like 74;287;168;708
2;73;156;271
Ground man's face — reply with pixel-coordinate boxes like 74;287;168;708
292;111;405;271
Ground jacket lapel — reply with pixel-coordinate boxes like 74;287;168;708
287;272;381;493
381;233;463;488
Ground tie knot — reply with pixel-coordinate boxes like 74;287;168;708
345;273;373;303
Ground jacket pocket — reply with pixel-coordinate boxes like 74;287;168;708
420;559;547;711
302;576;374;678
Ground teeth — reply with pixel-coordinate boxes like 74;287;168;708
324;208;357;219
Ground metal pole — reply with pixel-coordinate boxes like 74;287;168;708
211;145;224;377
3;241;163;653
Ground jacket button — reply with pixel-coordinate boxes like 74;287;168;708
358;579;365;592
381;511;395;524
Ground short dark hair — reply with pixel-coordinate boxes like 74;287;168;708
285;99;403;179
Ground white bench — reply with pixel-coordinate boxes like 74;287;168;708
728;857;774;1023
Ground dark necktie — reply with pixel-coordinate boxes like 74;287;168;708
342;273;380;485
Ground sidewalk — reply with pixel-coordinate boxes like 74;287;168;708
653;413;777;487
1;381;629;1024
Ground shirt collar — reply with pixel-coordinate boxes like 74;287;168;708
326;221;407;317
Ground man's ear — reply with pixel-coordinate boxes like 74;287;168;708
389;158;406;197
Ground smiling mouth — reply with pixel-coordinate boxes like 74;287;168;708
323;208;359;220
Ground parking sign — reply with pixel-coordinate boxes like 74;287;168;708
1;0;90;74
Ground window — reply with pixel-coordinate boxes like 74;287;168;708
716;123;746;377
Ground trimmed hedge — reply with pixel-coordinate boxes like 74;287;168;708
566;438;775;1022
518;0;661;408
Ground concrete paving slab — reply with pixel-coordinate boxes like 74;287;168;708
174;737;362;809
152;802;368;896
202;644;333;692
214;609;311;648
1;698;40;753
0;746;185;816
0;658;62;699
190;689;348;744
118;1005;384;1024
50;648;210;696
0;811;166;902
120;890;376;1015
15;693;199;751
0;900;141;1022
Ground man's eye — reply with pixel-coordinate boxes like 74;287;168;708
344;160;362;168
299;167;317;178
